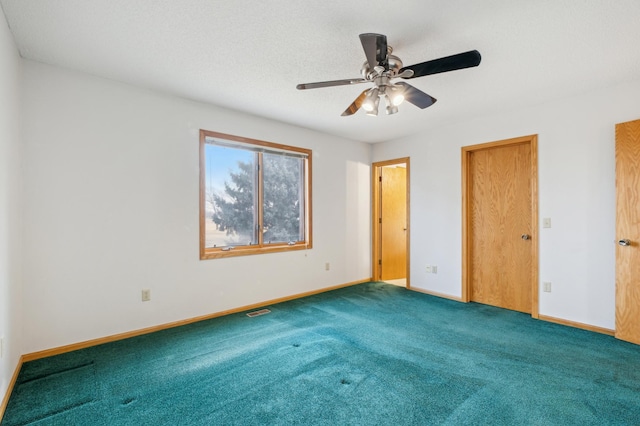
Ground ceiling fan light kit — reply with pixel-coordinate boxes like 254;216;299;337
389;85;405;106
362;87;379;113
297;33;481;117
385;96;399;115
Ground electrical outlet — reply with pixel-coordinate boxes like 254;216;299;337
142;289;151;302
325;262;330;271
543;218;552;228
543;282;552;293
432;265;438;274
426;265;432;273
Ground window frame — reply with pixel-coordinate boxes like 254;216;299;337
199;129;313;259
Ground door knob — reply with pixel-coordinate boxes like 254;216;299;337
521;234;531;240
618;239;631;246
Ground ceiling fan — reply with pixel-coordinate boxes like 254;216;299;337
296;33;481;116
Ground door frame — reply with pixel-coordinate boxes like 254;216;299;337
372;157;410;286
461;135;539;317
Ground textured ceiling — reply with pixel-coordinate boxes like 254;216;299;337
2;0;640;143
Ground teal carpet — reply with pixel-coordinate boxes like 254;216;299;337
3;282;640;425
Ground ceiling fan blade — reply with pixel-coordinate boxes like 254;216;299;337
395;82;437;109
341;90;369;116
296;78;367;90
359;33;388;70
400;50;481;79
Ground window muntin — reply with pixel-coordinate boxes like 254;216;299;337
200;130;312;259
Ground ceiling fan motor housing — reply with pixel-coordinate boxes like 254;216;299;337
361;50;404;79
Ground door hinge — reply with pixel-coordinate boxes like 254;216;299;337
379;176;382;182
378;218;382;224
378;259;382;265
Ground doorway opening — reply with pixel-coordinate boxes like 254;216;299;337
372;158;410;287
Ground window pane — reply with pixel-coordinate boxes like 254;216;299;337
204;144;258;248
262;153;305;244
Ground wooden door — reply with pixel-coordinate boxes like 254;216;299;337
381;166;407;280
615;119;640;344
463;136;538;314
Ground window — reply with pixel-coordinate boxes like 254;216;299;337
199;130;312;259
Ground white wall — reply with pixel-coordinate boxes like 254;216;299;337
21;61;371;353
374;78;640;330
0;10;22;406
